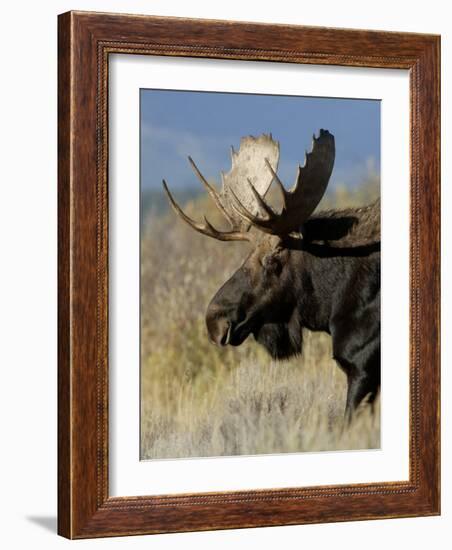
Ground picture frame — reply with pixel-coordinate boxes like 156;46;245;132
58;10;440;538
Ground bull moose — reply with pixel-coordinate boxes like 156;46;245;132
163;130;380;420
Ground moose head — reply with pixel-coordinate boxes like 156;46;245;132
163;130;336;360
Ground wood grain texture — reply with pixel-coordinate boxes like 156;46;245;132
57;10;72;538
57;10;440;539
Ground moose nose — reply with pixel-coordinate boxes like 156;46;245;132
206;306;232;346
220;323;233;346
207;317;231;347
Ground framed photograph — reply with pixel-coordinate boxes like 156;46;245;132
58;11;440;538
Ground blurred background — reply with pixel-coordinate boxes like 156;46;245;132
140;90;380;460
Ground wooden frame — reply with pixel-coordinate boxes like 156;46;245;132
58;10;440;539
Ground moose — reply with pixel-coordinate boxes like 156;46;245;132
163;130;380;420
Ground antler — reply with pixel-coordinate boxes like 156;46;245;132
218;134;279;229
162;134;280;242
230;129;335;236
162;179;250;241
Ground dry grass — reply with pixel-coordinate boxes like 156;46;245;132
140;177;380;459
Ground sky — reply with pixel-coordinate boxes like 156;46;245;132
140;89;380;195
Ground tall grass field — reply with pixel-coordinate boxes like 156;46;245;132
140;178;380;459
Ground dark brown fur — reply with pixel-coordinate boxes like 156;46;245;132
302;198;380;247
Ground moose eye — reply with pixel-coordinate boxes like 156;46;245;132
262;254;282;276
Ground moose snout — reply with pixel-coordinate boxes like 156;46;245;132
206;306;232;346
205;268;251;347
